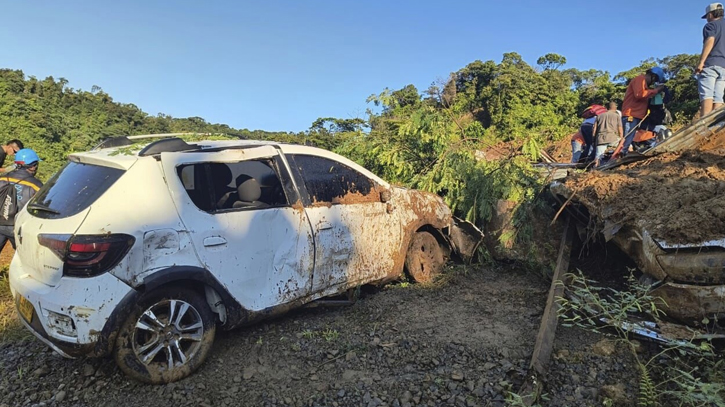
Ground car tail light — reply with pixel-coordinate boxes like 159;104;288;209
38;234;135;277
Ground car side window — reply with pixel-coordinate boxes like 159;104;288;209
288;154;379;205
177;159;290;212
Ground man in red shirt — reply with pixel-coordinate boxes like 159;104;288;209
619;67;665;156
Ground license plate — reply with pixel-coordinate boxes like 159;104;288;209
17;295;34;323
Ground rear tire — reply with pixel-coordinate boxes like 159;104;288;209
114;286;216;384
405;231;445;283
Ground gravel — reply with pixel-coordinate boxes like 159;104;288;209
0;266;640;406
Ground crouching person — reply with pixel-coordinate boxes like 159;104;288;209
0;149;43;250
570;131;586;163
593;102;624;167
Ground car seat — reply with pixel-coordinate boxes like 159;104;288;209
232;176;270;209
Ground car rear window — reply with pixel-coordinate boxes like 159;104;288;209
28;161;125;219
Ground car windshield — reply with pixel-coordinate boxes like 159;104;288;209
28;161;125;219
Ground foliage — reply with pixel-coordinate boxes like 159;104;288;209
559;271;725;407
0;52;700;257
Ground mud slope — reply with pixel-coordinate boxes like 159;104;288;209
562;150;725;244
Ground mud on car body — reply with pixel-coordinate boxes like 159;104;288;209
9;137;482;384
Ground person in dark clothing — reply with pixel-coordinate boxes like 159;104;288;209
0;139;24;170
0;149;43;250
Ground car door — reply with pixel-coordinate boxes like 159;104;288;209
284;152;403;294
160;146;314;311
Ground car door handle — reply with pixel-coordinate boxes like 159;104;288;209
203;236;227;247
317;221;333;231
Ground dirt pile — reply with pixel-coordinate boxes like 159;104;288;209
561;150;725;244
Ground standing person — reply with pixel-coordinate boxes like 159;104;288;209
593;102;624;167
696;3;725;117
579;104;606;161
0;149;42;250
0;139;24;171
619;68;666;157
570;130;585;163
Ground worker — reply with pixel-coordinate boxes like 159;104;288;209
593;102;624;167
618;68;666;157
696;3;725;118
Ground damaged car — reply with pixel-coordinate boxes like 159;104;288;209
9;136;482;384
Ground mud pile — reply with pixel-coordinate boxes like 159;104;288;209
561;150;725;244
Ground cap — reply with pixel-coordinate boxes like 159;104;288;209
703;3;724;18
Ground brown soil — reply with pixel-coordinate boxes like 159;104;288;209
545;136;574;163
562;150;725;244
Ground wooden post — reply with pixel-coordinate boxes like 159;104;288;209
519;217;573;405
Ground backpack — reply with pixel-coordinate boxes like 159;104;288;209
0;179;19;226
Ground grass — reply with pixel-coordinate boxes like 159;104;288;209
0;270;30;343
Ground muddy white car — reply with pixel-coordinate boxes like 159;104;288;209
9;136;481;383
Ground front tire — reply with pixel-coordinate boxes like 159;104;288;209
114;286;216;384
405;231;445;283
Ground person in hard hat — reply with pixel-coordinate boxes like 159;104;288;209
618;67;666;157
697;3;725;117
0;149;43;250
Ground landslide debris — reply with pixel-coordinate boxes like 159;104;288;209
561;150;725;244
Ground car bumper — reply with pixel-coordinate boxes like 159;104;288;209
9;260;135;358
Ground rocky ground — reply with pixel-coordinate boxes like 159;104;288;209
0;261;642;407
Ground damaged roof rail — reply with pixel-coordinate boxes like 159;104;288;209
92;133;205;151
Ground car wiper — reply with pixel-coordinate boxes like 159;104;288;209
27;203;60;215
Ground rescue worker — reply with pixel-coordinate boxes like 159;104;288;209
618;67;666;157
0;149;43;250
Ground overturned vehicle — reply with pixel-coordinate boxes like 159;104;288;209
549;109;725;331
9;136;483;384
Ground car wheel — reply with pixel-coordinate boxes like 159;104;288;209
114;286;216;384
405;231;444;283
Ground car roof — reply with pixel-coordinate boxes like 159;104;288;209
68;138;390;187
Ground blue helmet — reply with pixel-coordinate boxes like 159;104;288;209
14;149;41;166
649;66;666;83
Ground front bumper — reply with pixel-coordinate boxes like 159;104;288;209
9;258;135;358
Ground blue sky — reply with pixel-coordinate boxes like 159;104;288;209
0;1;705;132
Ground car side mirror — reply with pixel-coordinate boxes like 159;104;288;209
380;189;392;203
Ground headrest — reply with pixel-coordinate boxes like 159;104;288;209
237;177;261;202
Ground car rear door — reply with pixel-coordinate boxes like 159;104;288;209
160;146;314;311
284;152;403;294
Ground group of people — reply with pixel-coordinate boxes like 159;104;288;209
571;2;725;166
571;65;669;167
0;140;43;251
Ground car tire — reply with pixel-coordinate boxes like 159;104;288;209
405;231;444;283
114;286;216;384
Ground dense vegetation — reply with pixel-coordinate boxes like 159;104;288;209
0;53;700;256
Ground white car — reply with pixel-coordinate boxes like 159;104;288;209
9;136;482;384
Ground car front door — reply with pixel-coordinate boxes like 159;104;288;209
160;146;314;311
284;153;403;295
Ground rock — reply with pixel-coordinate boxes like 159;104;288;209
342;370;358;381
242;368;255;380
32;366;50;377
82;364;96;377
450;372;464;381
55;391;67;402
337;390;346;398
600;384;627;404
554;349;570;361
592;340;616;357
